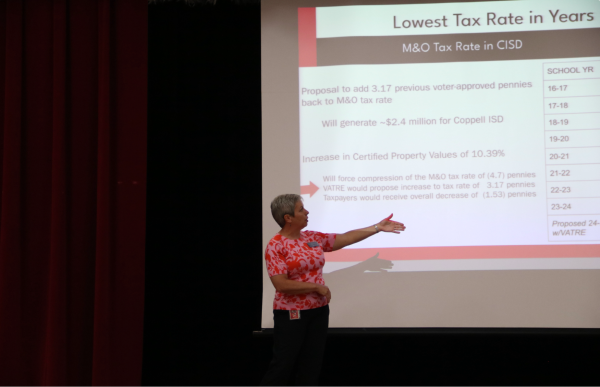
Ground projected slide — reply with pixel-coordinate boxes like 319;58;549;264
261;0;600;328
297;0;600;272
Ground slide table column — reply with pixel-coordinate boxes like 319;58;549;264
543;60;600;242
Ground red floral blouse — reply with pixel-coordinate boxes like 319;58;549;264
265;231;336;310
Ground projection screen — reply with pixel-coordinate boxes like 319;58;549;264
261;0;600;328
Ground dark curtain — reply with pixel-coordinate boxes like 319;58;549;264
143;2;263;385
0;0;147;385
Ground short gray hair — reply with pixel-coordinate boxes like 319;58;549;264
270;194;302;228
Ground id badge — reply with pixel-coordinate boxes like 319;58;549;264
290;310;300;320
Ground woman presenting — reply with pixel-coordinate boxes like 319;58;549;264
261;194;406;386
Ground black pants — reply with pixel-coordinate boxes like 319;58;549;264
260;305;329;386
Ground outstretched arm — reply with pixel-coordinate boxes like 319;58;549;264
332;214;405;251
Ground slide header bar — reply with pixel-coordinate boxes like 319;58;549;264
316;0;600;38
316;28;600;66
